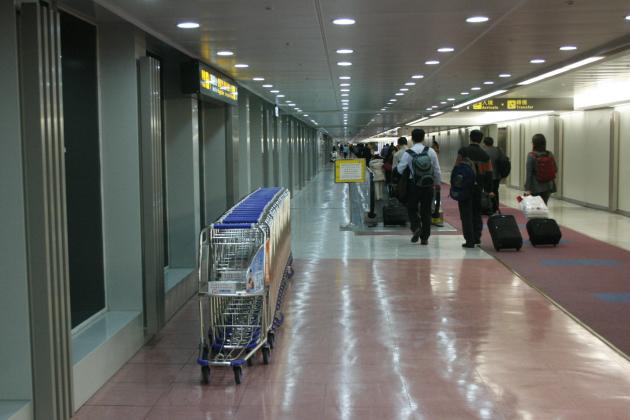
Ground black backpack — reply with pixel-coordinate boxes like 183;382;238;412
406;147;434;188
496;149;511;179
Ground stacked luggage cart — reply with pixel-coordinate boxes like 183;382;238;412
197;187;293;384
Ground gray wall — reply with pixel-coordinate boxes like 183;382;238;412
238;90;251;199
99;21;144;312
0;0;32;401
201;102;228;223
165;97;201;268
249;95;264;190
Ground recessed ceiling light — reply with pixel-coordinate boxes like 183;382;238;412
339;76;351;80
252;77;265;81
333;18;356;25
390;99;398;102
412;74;424;79
276;94;285;98
440;101;447;104
341;93;349;97
340;83;351;87
340;89;350;92
177;22;200;29
217;50;234;56
437;47;455;53
289;104;296;107
432;106;438;109
336;49;354;54
559;45;578;51
395;93;404;96
405;82;416;86
484;81;494;85
626;15;630;21
337;61;352;66
466;16;489;23
285;100;293;103
426;107;433;111
461;92;470;95
400;88;409;92
270;90;279;93
303;114;309;117
381;108;386;111
471;87;481;91
447;98;456;101
234;64;249;68
498;73;511;78
425;60;440;65
262;84;273;88
530;58;546;64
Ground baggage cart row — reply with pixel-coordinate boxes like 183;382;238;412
196;188;293;384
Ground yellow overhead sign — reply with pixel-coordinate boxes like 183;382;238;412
467;98;573;112
335;159;366;183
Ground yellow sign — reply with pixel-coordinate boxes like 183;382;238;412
199;67;238;103
472;99;500;111
335;159;366;183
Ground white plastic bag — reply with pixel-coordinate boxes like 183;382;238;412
520;195;549;219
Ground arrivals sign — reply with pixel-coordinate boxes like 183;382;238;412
182;61;238;105
465;98;573;112
335;159;366;183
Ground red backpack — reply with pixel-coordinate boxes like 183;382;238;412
530;151;556;183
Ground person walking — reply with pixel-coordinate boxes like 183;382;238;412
482;137;502;213
525;133;557;204
369;152;386;201
455;130;494;248
396;129;442;245
392;137;408;168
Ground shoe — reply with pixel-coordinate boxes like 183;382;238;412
475;240;481;246
411;229;421;243
462;243;475;249
420;239;429;245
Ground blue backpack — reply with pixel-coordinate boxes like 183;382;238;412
450;158;476;202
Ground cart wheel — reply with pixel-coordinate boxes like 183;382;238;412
233;366;242;385
201;366;210;384
262;347;270;365
267;332;275;349
247;358;253;367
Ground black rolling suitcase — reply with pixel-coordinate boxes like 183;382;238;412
487;212;523;251
383;199;408;226
526;218;562;247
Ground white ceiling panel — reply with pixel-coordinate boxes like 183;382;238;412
89;0;630;139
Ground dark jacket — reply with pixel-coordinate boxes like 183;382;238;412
456;143;493;193
525;151;557;194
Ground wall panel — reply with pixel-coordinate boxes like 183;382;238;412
618;107;630;212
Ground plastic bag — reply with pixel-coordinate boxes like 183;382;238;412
519;195;549;219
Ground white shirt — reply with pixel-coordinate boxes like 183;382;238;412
396;142;442;184
392;145;408;168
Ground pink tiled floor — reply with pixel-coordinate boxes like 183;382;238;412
74;258;630;419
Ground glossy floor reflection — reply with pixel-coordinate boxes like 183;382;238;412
75;168;630;419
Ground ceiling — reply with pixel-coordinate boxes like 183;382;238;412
90;0;630;139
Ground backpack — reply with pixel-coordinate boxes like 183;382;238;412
531;151;556;183
406;147;434;187
496;149;511;179
450;158;476;202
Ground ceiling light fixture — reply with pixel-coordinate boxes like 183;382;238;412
270;90;279;93
519;56;605;86
626;15;630;21
177;22;200;29
340;83;351;87
395;93;404;96
400;88;409;91
340;89;350;92
437;47;455;53
234;64;249;68
466;16;489;23
333;18;356;25
336;49;354;54
440;101;447;104
453;89;508;109
426;107;433;111
337;61;352;66
559;45;578;51
390;99;398;102
276;94;285;98
461;92;470;95
447;98;456;101
339;76;351;80
262;84;273;88
405;82;416;86
303;114;309;117
471;87;481;91
499;74;511;78
252;77;265;81
425;60;440;65
217;50;234;56
341;93;349;97
484;81;494;85
412;74;424;79
530;58;546;64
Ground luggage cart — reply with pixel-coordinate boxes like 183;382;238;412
197;188;292;385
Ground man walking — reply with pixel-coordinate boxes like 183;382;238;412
396;129;441;245
482;137;501;213
455;130;494;248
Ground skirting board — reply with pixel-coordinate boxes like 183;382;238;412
72;312;144;410
165;270;197;322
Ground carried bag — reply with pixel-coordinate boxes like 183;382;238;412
449;158;476;202
496;149;511;179
395;167;410;204
407;147;434;188
531;151;556;183
519;195;549;219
